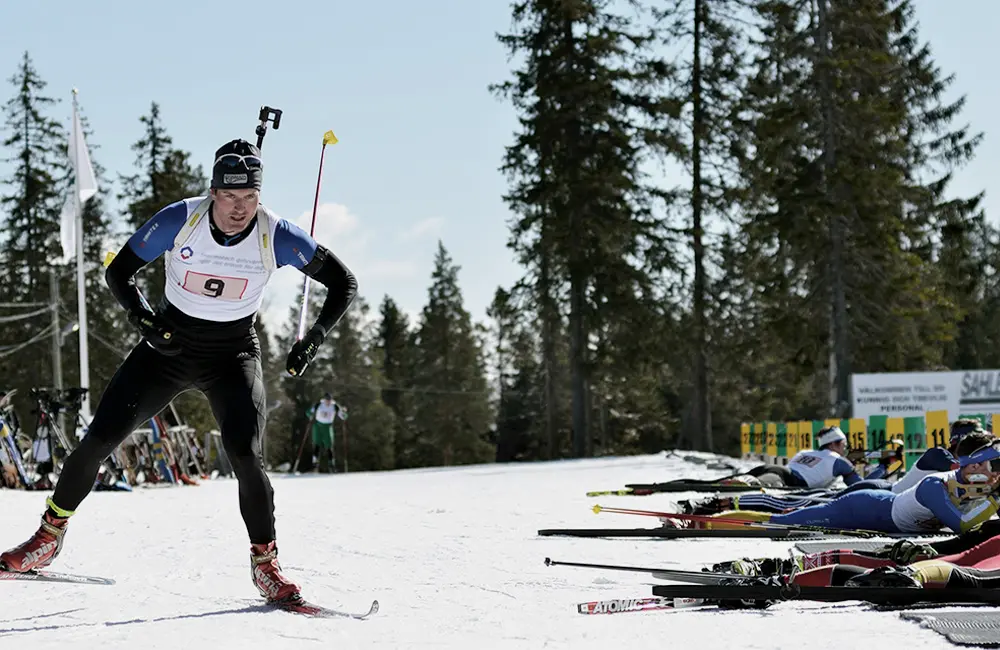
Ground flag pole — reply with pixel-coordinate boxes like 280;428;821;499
72;88;91;420
295;130;338;341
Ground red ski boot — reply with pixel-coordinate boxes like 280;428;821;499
0;511;69;572
250;541;302;602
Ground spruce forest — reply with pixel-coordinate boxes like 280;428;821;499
0;1;993;472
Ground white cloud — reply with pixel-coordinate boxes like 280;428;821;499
364;258;418;279
293;203;359;246
397;216;444;242
259;202;436;339
261;202;368;338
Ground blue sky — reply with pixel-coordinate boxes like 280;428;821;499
0;0;997;340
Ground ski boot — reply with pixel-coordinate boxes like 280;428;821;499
250;541;302;602
0;508;70;572
845;566;922;589
712;556;800;577
883;539;939;565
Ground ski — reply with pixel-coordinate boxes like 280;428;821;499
538;527;822;539
269;596;379;620
576;596;707;615
546;557;738;585
650;582;1000;606
624;481;798;494
593;504;936;539
0;568;116;586
585;489;655;497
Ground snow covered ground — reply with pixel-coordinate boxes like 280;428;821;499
0;451;969;649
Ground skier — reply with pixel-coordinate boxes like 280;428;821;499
689;421;986;516
0;139;358;604
708;527;1000;593
701;431;1000;534
307;393;339;473
725;426;862;489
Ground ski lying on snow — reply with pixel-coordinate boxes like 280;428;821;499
624;481;799;494
650;582;1000;606
538;527;822;539
269;596;379;620
546;557;738;585
577;596;709;615
0;568;115;586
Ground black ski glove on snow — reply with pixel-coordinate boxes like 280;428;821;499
129;310;181;356
286;325;325;377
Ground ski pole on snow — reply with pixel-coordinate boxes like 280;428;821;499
593;504;896;539
290;410;316;474
295;130;339;342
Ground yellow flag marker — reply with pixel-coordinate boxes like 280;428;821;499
323;130;339;145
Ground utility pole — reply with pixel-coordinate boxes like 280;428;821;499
50;268;63;394
50;268;65;436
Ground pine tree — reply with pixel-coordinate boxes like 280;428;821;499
410;242;493;466
489;287;549;461
325;298;395;472
494;0;680;457
729;0;978;428
0;52;70;425
118;101;207;305
653;0;748;451
376;296;418;468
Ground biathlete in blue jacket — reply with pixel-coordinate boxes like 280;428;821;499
703;431;1000;534
712;419;986;515
0;139;359;604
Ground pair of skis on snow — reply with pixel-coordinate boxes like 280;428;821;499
0;568;378;620
550;557;1000;614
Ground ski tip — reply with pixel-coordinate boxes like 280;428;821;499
592;504;603;514
544;557;553;566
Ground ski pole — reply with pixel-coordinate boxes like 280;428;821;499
593;504;895;538
290;411;316;474
295;130;339;341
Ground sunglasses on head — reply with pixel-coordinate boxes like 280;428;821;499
214;153;262;169
962;441;1000;472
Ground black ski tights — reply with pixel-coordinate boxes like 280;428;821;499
51;319;276;544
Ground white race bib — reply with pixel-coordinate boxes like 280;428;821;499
164;203;278;321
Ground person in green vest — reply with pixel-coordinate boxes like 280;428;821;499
307;393;339;473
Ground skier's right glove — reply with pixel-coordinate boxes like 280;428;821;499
286;325;325;377
129;310;181;356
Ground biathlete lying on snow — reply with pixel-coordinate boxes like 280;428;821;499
696;433;1000;534
713;526;1000;591
685;421;989;516
716;425;863;490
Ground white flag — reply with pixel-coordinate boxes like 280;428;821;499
59;108;98;263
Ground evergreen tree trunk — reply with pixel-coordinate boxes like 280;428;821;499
539;232;559;460
569;268;588;458
689;0;711;451
816;0;850;417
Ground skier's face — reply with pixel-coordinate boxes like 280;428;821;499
212;188;259;234
828;440;847;457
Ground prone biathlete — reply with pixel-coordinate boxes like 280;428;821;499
699;432;1000;535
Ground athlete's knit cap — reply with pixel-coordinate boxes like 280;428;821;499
211;139;262;190
817;426;847;447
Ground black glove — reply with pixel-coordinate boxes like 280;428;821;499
129;310;181;356
286;325;326;377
